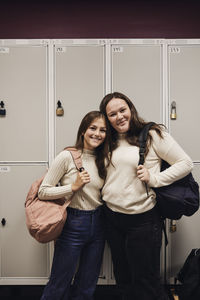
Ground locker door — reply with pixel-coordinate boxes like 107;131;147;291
168;45;200;282
55;45;105;154
110;43;164;283
0;45;48;162
55;43;107;283
169;45;200;161
0;165;48;278
112;44;162;123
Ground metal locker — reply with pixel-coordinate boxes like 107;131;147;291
108;42;164;283
169;45;200;161
55;44;105;154
112;44;162;123
1;38;199;287
54;42;108;283
0;45;48;162
168;44;200;282
0;165;49;278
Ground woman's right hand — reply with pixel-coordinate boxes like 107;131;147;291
71;170;90;192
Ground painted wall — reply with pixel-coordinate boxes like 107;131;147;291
0;0;200;39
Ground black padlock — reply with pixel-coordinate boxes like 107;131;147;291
0;101;6;116
1;218;6;226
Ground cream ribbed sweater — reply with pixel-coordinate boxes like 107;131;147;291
38;149;104;210
102;129;193;214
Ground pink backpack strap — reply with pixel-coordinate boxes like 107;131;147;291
64;147;84;172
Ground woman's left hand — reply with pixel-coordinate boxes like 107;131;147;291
137;165;150;183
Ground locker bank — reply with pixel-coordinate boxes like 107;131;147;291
1;1;200;299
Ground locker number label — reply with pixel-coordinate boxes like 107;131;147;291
169;47;180;54
112;46;123;53
0;47;9;54
0;166;10;173
56;47;66;53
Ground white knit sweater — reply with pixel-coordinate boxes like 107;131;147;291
38;149;104;210
102;129;193;214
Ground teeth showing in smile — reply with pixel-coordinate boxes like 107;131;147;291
91;136;101;141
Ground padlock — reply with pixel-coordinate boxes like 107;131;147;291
170;101;177;120
0;101;6;116
170;220;177;233
56;100;64;116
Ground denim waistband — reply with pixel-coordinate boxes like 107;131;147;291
67;206;102;215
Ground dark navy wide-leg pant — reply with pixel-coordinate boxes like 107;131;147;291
41;206;105;300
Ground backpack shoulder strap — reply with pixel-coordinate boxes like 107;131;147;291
64;147;84;172
138;122;155;165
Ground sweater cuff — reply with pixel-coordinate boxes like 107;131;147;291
148;172;157;187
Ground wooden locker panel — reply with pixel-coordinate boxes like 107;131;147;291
112;45;162;123
169;164;200;280
0;165;48;277
0;46;48;162
55;45;105;154
169;45;200;161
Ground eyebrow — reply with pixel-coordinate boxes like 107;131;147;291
107;105;126;115
107;109;116;115
90;124;106;129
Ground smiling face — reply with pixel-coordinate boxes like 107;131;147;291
106;98;131;133
83;117;107;150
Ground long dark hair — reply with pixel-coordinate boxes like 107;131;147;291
75;111;110;180
99;92;164;154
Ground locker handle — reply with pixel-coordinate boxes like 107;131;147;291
1;218;6;226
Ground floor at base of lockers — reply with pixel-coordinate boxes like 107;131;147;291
0;285;179;300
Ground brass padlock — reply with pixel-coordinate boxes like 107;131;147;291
170;101;177;120
170;220;177;233
56;100;64;116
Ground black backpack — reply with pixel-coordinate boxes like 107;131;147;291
176;249;200;300
138;122;200;220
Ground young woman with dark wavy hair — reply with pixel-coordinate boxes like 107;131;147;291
100;92;193;300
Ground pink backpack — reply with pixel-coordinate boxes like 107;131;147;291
25;148;83;243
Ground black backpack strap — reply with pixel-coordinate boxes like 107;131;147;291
138;122;156;197
138;122;155;165
139;124;169;249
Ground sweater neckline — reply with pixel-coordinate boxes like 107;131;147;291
118;133;127;140
82;148;95;155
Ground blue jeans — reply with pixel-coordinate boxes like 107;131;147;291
41;206;105;300
104;205;168;300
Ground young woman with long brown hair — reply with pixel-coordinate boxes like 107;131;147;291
39;111;109;300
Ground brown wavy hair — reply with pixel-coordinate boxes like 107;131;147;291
99;92;164;155
75;111;110;180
